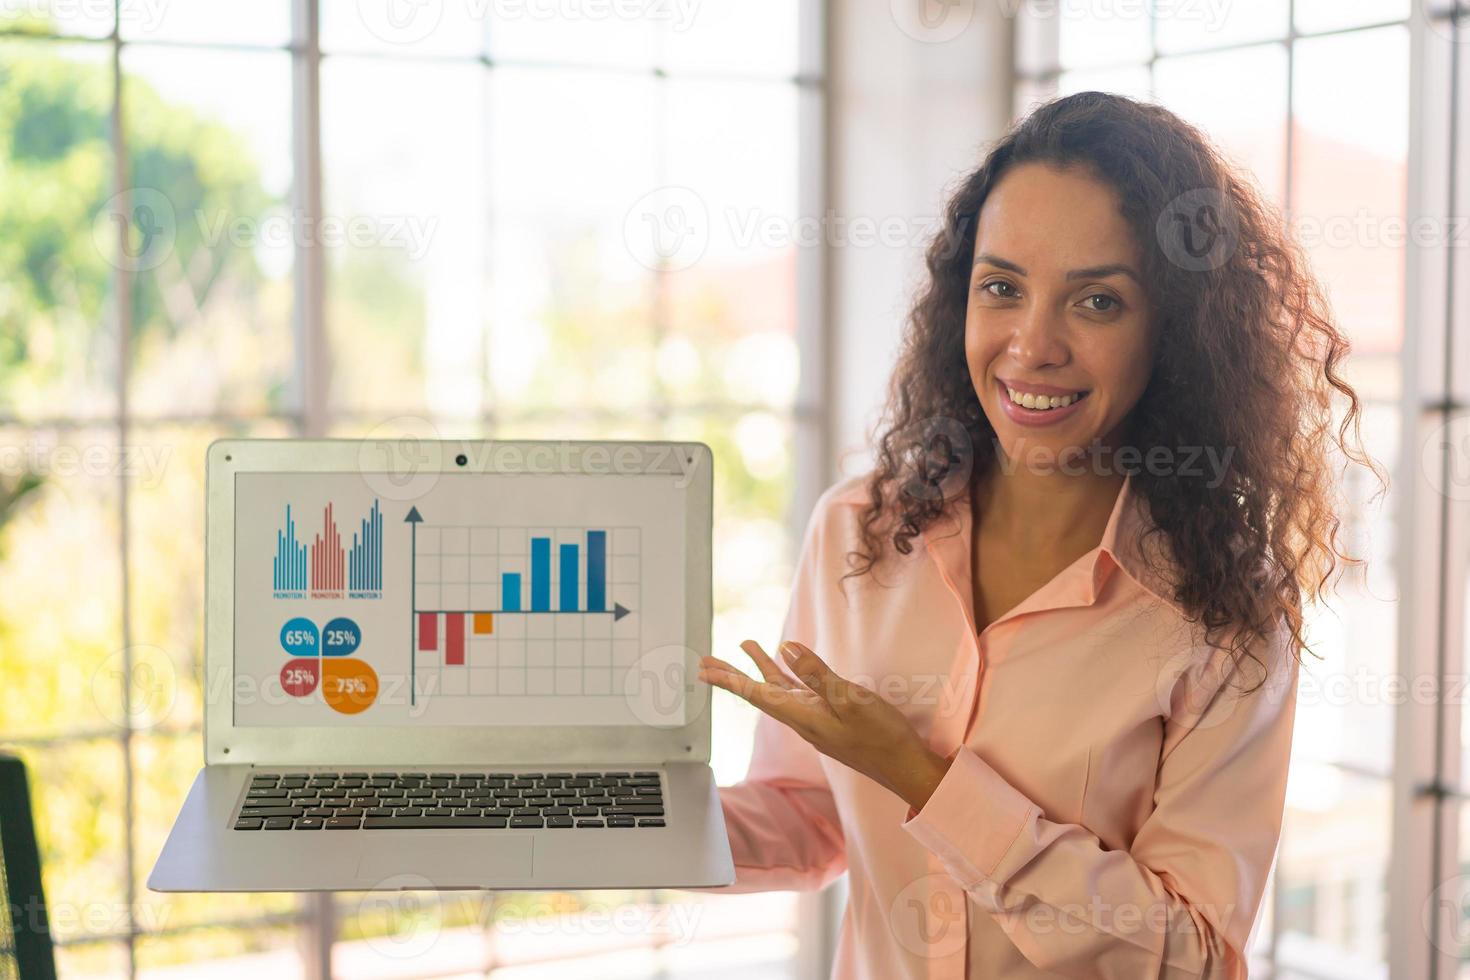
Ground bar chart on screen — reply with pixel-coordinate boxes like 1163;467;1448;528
405;506;643;707
271;498;384;599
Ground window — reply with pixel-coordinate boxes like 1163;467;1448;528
0;0;826;976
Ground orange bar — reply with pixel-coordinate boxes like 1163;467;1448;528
473;612;494;635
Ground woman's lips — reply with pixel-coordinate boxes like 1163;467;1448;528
996;379;1090;428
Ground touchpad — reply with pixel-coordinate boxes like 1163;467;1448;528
355;835;534;887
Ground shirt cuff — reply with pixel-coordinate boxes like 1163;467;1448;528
900;745;1042;882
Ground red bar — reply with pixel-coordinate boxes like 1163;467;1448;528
445;613;465;666
418;612;438;651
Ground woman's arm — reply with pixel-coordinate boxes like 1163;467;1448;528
901;624;1299;978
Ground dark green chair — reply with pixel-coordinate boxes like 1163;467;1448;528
0;753;57;980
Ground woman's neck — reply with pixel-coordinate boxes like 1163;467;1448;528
973;460;1125;560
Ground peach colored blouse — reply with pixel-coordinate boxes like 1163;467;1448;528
702;472;1299;978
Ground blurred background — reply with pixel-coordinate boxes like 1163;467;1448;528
0;0;1465;977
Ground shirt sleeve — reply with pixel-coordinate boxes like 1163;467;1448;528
900;620;1300;977
695;486;849;894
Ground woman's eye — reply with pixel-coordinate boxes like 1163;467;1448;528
1083;294;1119;312
981;280;1017;299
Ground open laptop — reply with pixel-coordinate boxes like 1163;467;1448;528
148;438;734;891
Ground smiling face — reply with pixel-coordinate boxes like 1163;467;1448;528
966;162;1155;471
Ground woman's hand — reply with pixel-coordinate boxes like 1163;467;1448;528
698;639;952;812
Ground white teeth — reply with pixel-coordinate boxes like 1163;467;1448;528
1005;386;1083;410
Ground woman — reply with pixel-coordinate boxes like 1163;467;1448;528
694;91;1383;978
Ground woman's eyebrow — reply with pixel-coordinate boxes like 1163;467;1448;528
973;252;1140;285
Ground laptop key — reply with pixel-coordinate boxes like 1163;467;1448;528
364;817;508;829
603;805;664;817
295;818;325;830
239;807;305;819
509;815;544;828
607;816;636;827
575;820;605;828
546;816;574;828
325;817;361;829
234;818;264;830
305;808;335;818
263;817;294;830
637;819;666;828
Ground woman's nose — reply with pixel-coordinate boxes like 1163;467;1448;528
1008;305;1070;369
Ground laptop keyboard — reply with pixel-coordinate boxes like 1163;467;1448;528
232;770;666;830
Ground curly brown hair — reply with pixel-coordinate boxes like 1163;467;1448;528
846;90;1387;689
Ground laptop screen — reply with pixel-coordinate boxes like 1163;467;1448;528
230;469;689;729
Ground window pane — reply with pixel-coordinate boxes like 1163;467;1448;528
0;0;110;38
1155;44;1288;210
1294;0;1410;34
320;0;485;57
659;0;800;78
1058;1;1151;70
1056;65;1150;100
321;57;488;419
487;68;659;413
1295;401;1398;778
122;46;295;418
1274;766;1389;973
1290;27;1408;357
0;427;123;737
487;2;656;69
3;739;131;947
1154;0;1287;55
119;0;291;46
134;921;307;975
662;80;798;410
0;40;114;421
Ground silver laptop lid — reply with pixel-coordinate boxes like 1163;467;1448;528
203;439;713;767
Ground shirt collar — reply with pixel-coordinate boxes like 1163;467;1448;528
919;471;1185;635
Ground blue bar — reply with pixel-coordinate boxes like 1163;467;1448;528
503;573;522;611
560;544;578;612
531;538;550;611
586;530;606;611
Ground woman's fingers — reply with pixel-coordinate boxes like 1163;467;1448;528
738;639;800;689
